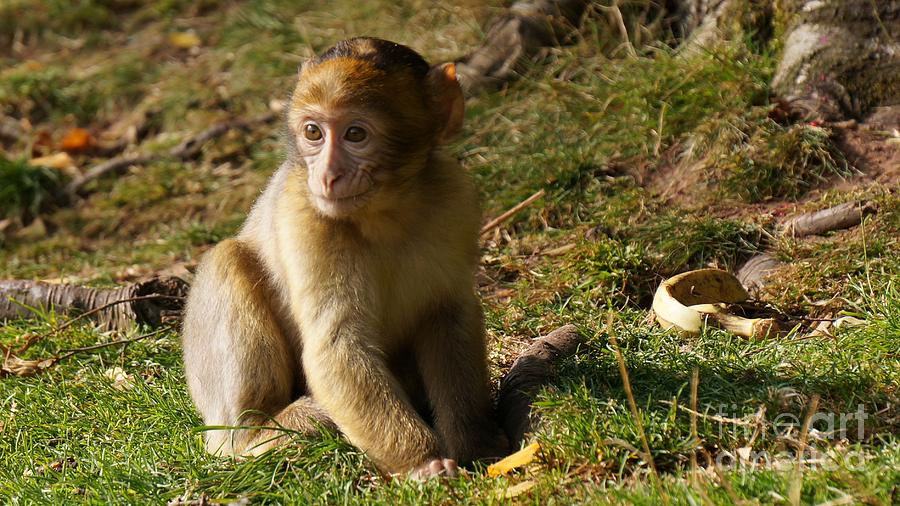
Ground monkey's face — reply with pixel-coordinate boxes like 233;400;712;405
294;110;380;218
289;59;437;220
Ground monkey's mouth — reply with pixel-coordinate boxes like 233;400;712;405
311;190;373;217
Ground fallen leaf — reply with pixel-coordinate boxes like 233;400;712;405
104;366;135;390
0;218;15;238
31;129;54;156
1;354;56;377
29;152;76;171
487;442;540;477
60;127;93;152
806;319;833;338
169;32;201;49
22;457;76;477
503;480;536;498
15;217;48;241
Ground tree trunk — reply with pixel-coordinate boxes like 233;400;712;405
677;0;900;121
771;0;900;121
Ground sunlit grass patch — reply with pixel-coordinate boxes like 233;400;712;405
764;189;900;307
0;0;898;503
686;111;854;202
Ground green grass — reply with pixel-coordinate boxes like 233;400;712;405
0;155;65;222
1;0;899;504
2;287;897;503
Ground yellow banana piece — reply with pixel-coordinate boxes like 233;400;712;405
653;269;780;338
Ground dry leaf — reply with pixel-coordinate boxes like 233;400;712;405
1;354;56;377
60;127;93;152
15;217;48;241
22;457;76;477
503;480;536;498
104;366;135;390
0;218;15;239
31;129;54;156
29;152;75;170
169;32;201;49
487;442;540;477
48;457;77;472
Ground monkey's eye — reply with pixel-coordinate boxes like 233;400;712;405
303;124;323;141
344;126;367;143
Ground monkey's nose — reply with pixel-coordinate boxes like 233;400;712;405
321;172;343;197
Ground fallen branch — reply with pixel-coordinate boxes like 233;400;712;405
66;112;277;196
480;189;546;236
0;276;188;331
736;200;877;293
497;324;583;446
780;200;877;238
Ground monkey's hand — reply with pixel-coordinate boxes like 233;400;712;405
408;458;459;480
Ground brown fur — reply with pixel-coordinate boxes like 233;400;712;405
182;38;507;476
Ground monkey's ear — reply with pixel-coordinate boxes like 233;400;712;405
298;58;313;77
427;62;465;143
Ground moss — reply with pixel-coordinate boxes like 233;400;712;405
687;109;852;202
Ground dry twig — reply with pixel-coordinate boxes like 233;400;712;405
1;327;170;378
480;189;546;236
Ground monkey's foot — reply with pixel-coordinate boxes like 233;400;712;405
241;432;286;458
409;458;458;480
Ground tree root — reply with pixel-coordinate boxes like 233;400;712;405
497;324;583;447
455;0;589;95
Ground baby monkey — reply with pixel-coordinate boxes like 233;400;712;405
182;37;508;478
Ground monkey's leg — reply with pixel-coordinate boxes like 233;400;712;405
414;297;510;463
183;239;330;455
301;319;445;474
244;396;337;456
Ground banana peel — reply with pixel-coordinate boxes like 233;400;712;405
653;269;781;339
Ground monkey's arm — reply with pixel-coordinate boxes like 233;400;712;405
415;296;509;462
301;315;443;474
